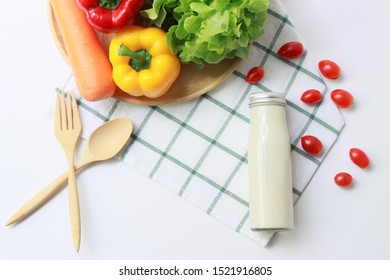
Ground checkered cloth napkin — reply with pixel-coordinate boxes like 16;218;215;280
56;0;344;246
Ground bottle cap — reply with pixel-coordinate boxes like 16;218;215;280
249;92;286;107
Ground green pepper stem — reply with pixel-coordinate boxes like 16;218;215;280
117;44;152;72
118;44;144;64
99;0;122;10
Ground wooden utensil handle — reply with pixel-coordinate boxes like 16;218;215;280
5;171;68;226
5;161;86;226
68;163;81;252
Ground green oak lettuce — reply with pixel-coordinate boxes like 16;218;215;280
141;0;269;67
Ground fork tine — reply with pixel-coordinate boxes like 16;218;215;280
60;91;67;130
71;91;81;130
55;92;61;130
66;91;73;129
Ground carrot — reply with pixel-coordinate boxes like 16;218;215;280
50;0;116;101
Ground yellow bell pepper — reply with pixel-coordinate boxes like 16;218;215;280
109;25;180;98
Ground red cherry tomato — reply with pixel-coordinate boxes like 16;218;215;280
277;42;304;59
246;66;265;84
334;172;353;187
300;89;323;105
330;89;354;108
318;60;341;79
301;135;323;156
349;148;370;169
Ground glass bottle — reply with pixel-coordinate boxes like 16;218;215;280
248;92;294;231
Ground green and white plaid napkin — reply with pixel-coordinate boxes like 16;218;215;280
56;0;344;246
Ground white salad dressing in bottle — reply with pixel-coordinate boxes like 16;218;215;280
248;92;294;231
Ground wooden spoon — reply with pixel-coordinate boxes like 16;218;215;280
6;118;133;226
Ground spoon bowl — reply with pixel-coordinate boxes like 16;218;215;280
78;118;133;166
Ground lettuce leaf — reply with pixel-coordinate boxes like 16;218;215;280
141;0;269;67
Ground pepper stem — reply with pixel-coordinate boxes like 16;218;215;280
98;0;122;10
118;44;152;72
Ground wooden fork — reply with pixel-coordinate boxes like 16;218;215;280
55;91;82;252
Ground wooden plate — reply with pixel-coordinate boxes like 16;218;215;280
47;2;241;105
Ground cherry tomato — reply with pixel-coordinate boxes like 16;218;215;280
349;148;370;169
301;135;323;156
318;60;341;79
300;89;323;105
246;66;265;84
334;172;353;187
277;42;304;59
330;89;354;108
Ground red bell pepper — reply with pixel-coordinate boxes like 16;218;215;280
77;0;144;33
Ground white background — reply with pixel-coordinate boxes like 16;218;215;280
0;0;389;259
